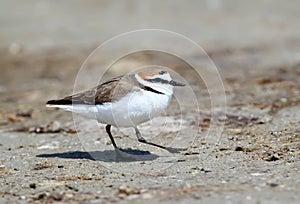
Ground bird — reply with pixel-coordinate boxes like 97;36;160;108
46;68;185;155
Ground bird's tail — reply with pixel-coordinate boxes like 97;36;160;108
46;99;73;105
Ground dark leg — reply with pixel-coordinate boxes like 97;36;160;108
135;127;169;150
105;124;118;149
135;127;187;153
105;124;137;161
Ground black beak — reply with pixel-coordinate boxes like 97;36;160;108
169;80;185;87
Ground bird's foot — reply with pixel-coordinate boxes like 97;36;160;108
164;147;188;154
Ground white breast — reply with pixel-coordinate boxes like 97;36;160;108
96;90;172;127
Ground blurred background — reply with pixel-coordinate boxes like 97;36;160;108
1;0;299;104
1;0;300;50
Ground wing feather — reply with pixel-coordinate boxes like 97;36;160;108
47;75;137;105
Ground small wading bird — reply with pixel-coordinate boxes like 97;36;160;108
46;68;185;157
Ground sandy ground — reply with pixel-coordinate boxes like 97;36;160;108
1;1;300;203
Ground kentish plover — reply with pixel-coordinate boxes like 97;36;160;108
46;68;185;154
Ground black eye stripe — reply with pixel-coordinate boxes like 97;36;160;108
145;78;170;84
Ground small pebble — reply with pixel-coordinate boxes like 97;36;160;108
268;183;279;187
235;146;244;151
0;165;5;171
29;183;36;189
265;155;280;161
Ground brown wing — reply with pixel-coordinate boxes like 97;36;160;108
47;75;138;105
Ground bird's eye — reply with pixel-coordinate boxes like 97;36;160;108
159;70;167;75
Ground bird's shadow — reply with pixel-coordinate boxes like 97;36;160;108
36;148;160;162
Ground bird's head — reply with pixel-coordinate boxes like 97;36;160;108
135;68;185;95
